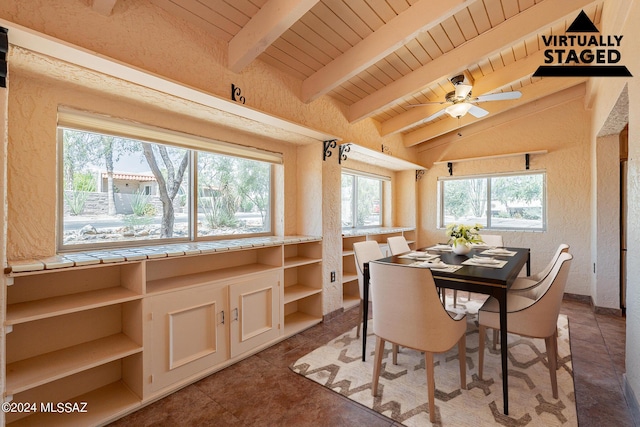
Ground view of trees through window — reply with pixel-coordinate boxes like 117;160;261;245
441;172;545;230
61;128;271;248
341;172;382;228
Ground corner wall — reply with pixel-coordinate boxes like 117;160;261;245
417;98;592;296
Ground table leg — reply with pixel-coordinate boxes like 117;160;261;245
362;262;369;361
498;287;509;415
526;250;531;276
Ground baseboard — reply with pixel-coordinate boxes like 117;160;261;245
563;292;592;304
623;374;640;426
323;307;344;322
563;292;623;317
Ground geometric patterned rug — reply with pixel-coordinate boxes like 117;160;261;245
291;295;576;426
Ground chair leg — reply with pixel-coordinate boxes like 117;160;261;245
492;329;499;350
478;325;486;380
458;334;467;390
392;344;398;365
453;290;458;308
425;351;436;423
545;335;559;399
372;337;385;396
356;299;363;338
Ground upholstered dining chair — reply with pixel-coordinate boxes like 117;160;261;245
489;243;570;350
387;236;411;255
510;243;570;298
477;252;573;399
369;261;467;423
479;234;504;247
353;241;384;338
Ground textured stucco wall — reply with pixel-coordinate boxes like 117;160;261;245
594;134;621;309
417;99;592;296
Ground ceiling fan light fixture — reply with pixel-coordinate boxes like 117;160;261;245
445;103;472;118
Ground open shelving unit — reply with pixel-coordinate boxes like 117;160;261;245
3;236;322;426
341;227;416;310
282;239;323;336
5;263;144;426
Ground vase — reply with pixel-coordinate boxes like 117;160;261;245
452;243;471;255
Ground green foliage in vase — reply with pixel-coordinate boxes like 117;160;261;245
446;223;484;247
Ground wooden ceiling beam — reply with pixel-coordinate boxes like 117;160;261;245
228;0;319;73
404;77;588;147
347;0;598;123
300;0;472;103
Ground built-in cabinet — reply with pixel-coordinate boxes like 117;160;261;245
3;236;321;426
341;227;415;309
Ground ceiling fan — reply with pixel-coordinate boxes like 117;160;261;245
409;75;522;123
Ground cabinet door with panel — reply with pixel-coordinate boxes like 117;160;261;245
229;271;281;358
146;284;228;395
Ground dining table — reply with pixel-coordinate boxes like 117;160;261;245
361;245;531;416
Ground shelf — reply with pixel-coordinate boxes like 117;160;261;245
342;273;358;283
6;334;142;395
283;256;322;269
284;285;322;304
146;264;281;295
343;295;360;310
7;381;140;427
433;150;548;165
284;312;322;336
344;143;426;171
6;288;142;325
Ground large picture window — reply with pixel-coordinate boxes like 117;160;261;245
58;112;276;250
439;172;546;230
341;171;383;228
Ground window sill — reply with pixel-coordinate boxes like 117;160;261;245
6;236;322;274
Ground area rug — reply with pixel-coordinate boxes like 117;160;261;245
291;296;576;426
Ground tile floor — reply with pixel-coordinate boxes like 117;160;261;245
110;298;635;426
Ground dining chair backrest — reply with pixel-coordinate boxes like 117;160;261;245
509;252;572;338
369;261;466;353
353;241;384;299
480;234;503;247
387;236;411;255
531;243;570;282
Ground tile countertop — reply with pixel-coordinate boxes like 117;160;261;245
341;226;415;237
5;236;322;274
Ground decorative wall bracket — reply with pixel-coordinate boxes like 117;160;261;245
231;83;245;104
323;139;337;161
416;170;425;181
339;143;351;164
447;162;453;176
0;28;7;89
525;153;530;170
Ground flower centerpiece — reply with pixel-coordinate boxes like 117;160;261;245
446;223;484;255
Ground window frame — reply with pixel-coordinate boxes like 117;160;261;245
341;169;386;229
57;111;278;251
438;170;547;231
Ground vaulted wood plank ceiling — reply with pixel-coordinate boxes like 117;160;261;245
138;0;604;149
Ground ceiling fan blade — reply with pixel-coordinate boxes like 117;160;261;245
468;105;489;118
472;91;522;103
422;108;448;123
